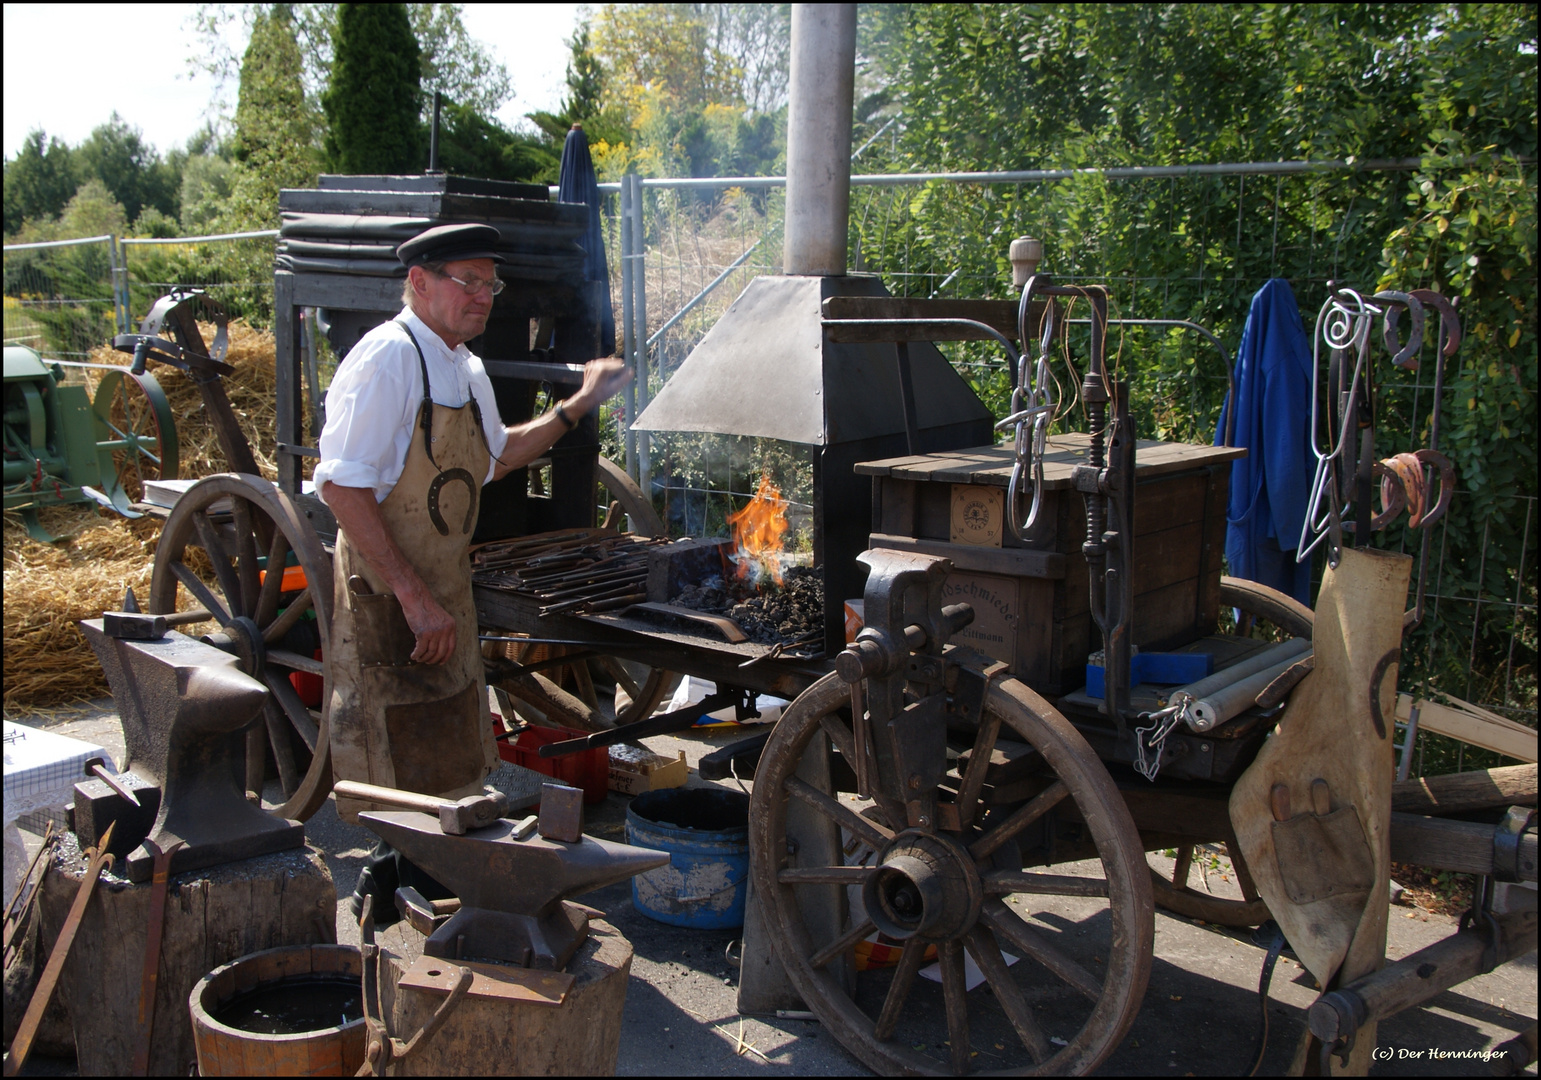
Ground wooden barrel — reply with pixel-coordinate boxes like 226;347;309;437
190;944;367;1076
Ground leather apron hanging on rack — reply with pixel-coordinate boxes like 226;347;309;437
328;322;497;824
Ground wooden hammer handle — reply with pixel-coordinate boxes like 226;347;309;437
334;780;446;814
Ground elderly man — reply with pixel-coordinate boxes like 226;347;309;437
314;222;629;918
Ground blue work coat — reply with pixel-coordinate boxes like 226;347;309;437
1214;278;1315;604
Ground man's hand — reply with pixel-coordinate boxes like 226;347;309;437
568;356;632;415
398;586;458;665
325;482;460;666
491;357;634;479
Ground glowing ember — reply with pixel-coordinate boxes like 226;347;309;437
727;474;789;585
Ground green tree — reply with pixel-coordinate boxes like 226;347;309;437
430;101;557;183
224;4;321;229
324;2;423;173
3;130;77;236
74;113;180;226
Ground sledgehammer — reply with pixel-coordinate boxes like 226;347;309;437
333;780;508;835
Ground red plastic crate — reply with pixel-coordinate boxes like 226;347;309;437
499;724;610;804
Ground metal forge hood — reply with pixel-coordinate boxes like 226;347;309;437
631;274;992;446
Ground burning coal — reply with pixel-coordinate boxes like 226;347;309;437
726;474;790;585
674;565;825;649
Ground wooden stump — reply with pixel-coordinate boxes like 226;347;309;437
383;915;633;1076
37;840;336;1076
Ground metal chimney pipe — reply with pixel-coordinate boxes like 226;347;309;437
783;4;857;276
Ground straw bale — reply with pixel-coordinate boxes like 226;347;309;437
5;319;293;711
2;508;160;710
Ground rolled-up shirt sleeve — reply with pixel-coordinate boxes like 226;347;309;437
314;345;417;504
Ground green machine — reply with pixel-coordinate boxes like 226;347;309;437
3;344;177;541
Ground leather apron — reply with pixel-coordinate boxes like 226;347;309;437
329;321;497;824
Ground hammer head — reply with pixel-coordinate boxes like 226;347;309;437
438;789;509;835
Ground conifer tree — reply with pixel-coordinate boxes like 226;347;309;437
324;3;423;174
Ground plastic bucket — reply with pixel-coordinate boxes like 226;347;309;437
625;787;750;929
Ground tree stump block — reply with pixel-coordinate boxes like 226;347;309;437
381;914;633;1076
37;837;336;1076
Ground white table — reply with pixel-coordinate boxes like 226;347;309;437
2;720;110;900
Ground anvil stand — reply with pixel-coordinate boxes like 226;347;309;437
81;620;304;883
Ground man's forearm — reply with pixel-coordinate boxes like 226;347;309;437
323;482;433;603
490;409;576;480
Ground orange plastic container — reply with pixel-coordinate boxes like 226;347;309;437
499;724;610;804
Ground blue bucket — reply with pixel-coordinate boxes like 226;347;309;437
625;788;750;929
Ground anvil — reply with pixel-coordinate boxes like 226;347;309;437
80;620;304;882
359;809;669;969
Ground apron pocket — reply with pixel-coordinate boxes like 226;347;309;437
351;591;418;668
385;681;486;795
1270;805;1375;905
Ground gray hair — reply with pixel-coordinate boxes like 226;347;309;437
401;261;447;308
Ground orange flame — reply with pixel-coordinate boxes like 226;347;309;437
727;474;789;585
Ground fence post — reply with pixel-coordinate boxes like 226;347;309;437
620;173;637;480
109;235;130;334
631;174;651;496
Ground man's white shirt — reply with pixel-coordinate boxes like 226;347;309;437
314;307;509;504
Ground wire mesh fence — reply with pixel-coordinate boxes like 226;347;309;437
2;235;123;360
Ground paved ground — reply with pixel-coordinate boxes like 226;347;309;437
6;700;1535;1076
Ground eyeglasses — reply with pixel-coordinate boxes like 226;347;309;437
434;269;505;296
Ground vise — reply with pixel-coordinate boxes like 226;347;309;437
359;792;668;970
80;620;304;883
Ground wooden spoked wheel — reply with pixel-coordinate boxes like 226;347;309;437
750;671;1153;1076
596;456;665;536
92;367;178;505
1146;577;1315;927
149;473;335;821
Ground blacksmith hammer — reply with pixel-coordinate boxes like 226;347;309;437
333;780;508;835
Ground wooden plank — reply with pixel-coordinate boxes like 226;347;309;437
1391;764;1537;815
1134;576;1205;651
877;478;918;536
1389;812;1537;879
869;533;1067;579
916;482;953;541
1131;520;1204;595
1398;694;1538;762
1133;470;1210;532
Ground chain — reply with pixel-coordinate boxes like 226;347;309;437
1133;700;1187;781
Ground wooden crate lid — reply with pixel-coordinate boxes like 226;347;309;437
853;433;1245;489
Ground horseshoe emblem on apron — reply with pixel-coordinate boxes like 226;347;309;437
427;467;477;535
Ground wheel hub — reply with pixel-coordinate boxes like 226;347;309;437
202;615;266;679
863;830;982;942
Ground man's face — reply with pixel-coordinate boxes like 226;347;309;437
414;257;497;346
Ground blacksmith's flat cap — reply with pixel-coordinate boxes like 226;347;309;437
396;223;505;268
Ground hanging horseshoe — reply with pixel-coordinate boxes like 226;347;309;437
426;468;477;536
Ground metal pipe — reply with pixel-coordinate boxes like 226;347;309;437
783;3;857;276
540;157;1440;198
620;175;637;479
119;230;279;246
3;234;113;251
631;172;651;492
